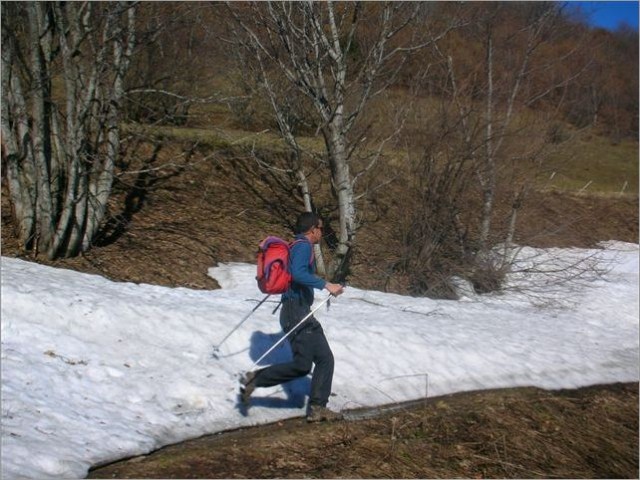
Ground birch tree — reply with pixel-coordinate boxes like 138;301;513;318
437;3;585;252
228;1;457;281
1;1;136;259
396;2;591;296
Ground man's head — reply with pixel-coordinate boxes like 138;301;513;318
295;212;323;244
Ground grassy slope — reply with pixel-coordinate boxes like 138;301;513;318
544;133;639;194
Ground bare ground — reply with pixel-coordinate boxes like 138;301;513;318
89;383;638;479
2;138;638;479
1;139;637;293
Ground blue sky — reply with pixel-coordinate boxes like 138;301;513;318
568;1;639;31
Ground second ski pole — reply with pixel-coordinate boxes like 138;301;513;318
212;294;270;358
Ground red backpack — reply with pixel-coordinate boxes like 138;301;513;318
256;236;314;294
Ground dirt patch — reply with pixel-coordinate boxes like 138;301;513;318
88;383;639;479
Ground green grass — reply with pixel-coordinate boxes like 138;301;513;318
124;115;638;197
123;122;325;156
543;134;638;195
123;123;286;154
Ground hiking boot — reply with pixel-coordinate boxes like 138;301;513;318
306;405;343;423
240;370;259;405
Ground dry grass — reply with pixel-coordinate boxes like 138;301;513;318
543;132;639;195
2;133;637;293
88;383;639;479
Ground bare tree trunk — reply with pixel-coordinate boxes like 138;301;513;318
1;24;36;249
26;2;55;256
245;37;327;274
1;2;137;259
479;30;495;252
505;187;526;247
324;124;357;280
83;3;135;251
456;3;565;256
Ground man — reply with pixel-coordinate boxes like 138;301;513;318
241;212;344;422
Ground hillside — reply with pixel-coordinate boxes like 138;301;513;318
2;3;638;477
2;130;638;479
1;128;637;294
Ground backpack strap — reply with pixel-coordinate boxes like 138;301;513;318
283;238;316;297
290;238;315;266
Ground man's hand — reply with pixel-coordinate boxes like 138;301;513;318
325;282;344;297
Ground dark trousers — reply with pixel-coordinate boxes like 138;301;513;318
253;297;334;407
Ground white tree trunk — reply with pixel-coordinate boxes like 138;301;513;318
229;2;441;281
26;3;55;255
2;2;137;259
479;31;495;252
325;122;357;279
1;31;36;249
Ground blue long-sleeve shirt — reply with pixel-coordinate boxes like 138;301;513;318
282;234;326;305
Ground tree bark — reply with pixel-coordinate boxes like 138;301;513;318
479;30;495;252
2;2;137;259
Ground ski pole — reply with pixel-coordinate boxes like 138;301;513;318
248;294;333;371
212;294;270;358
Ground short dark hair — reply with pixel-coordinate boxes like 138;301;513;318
294;212;322;234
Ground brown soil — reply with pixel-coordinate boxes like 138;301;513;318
88;383;639;479
2;137;638;479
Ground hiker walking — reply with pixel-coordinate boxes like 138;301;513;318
241;212;344;422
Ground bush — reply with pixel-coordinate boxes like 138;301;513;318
468;257;509;294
